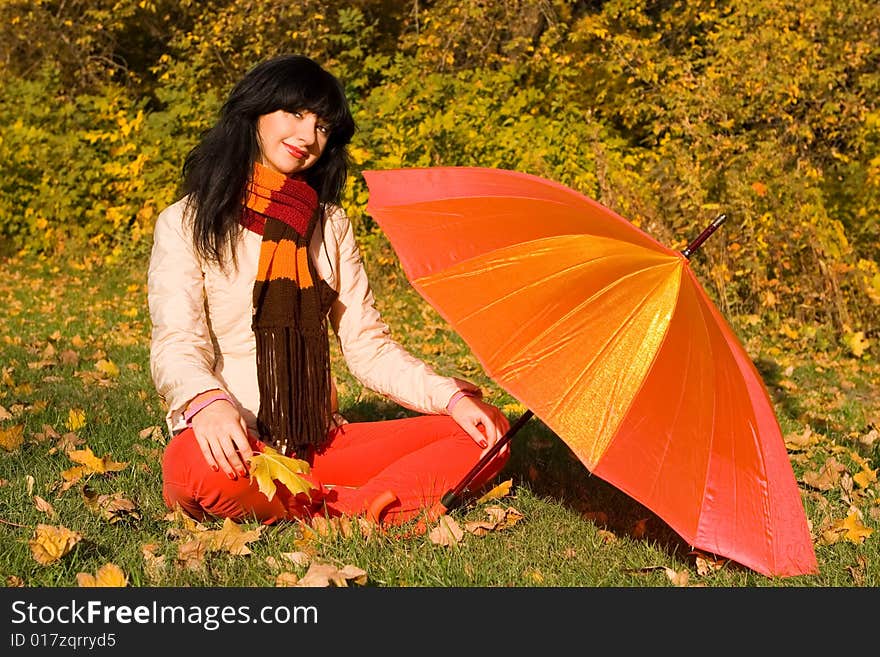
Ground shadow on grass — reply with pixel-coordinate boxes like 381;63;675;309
340;400;740;574
754;356;804;424
498;418;700;566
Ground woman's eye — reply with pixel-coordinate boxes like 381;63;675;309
317;124;330;135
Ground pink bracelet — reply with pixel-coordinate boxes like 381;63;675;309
184;391;233;425
446;389;481;413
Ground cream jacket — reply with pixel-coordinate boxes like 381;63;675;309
148;196;462;437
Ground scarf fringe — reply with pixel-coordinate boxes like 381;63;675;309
254;325;333;456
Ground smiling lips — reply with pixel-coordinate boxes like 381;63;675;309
283;143;307;159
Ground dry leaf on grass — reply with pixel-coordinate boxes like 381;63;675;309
0;424;24;451
76;563;127;587
138;425;166;443
821;511;874;545
33;495;56;519
142;543;167;582
81;486;141;524
691;551;728;575
429;515;464;546
296;561;367;587
464;505;524;536
275;572;300;587
29;524;83;565
801;457;847;491
193;517;263;555
67;446;127;474
476;478;513;504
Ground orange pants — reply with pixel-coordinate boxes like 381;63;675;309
162;414;509;526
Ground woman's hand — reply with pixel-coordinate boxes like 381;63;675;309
187;392;254;479
448;394;511;458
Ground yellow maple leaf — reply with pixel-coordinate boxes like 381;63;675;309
476;478;512;503
853;466;877;489
201;517;263;555
67;446;127;474
248;446;313;502
95;359;120;378
66;409;86;431
823;512;874;545
29;524;83;565
76;563;128;587
0;424;24;451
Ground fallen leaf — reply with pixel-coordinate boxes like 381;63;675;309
692;552;728;575
0;424;24;451
29;524;83;565
476;478;513;504
275;572;300;587
138;425;166;443
176;539;208;571
802;458;846;491
281;551;311;567
248;445;313;503
199;517;263;555
296;561;368;587
59;349;79;366
67;446;127;474
853;466;878;490
76;563;127;587
66;409;86;431
821;511;874;545
464;505;524;536
784;426;819;451
6;576;24;587
597;529;617;544
81;487;141;524
94;359;120;378
666;568;690;587
429;515;464;546
33;495;56;519
142;543;166;582
631;517;649;539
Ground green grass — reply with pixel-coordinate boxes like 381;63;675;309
0;246;878;589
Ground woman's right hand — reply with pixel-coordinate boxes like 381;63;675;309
187;393;254;479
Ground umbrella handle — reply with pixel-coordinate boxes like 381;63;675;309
681;213;727;259
439;409;534;513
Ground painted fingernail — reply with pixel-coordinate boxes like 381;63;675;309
238;469;247;477
228;472;237;480
211;465;219;472
480;440;488;448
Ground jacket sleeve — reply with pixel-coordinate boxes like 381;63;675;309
147;201;226;431
328;211;460;415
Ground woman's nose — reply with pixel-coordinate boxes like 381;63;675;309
296;116;318;145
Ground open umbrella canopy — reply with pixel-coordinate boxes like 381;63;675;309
363;166;818;578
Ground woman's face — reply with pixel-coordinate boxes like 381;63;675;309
257;109;330;175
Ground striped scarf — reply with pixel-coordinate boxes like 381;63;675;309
242;162;338;457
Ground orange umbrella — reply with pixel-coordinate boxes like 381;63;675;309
363;166;818;578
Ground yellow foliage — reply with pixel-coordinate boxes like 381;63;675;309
0;424;24;451
67;446;127;474
29;524;83;565
66;409;86;431
248;446;313;503
76;563;128;587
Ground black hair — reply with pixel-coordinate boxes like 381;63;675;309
181;54;356;268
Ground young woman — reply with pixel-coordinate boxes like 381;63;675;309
148;54;510;526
